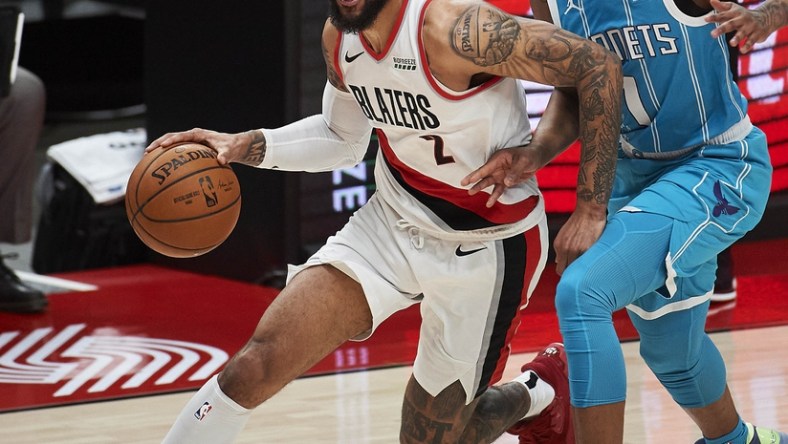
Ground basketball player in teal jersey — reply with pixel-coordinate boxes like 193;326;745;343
464;0;785;443
145;0;624;442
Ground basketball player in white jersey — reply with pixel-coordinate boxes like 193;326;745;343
146;0;623;442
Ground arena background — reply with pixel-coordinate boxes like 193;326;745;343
21;0;785;283
1;0;786;417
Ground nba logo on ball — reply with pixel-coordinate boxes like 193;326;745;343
199;176;218;207
125;143;242;258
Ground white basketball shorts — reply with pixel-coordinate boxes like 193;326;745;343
287;193;548;404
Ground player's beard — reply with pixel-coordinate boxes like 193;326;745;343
328;0;389;33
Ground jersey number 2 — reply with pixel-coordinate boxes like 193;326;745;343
421;135;455;165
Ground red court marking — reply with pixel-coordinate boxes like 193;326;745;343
0;265;420;412
0;238;786;412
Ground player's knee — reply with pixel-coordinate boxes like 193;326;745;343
555;267;611;322
638;341;682;375
640;336;727;407
555;275;576;321
637;311;709;378
219;338;282;407
638;330;702;385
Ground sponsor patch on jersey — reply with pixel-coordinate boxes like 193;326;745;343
393;56;417;71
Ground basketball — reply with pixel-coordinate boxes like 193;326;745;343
125;143;242;258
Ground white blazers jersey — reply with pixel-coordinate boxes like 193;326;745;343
333;0;544;240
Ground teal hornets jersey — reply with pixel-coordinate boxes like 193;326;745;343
546;0;750;157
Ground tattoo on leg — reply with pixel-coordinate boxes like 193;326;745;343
400;379;467;443
460;384;531;443
400;378;530;443
401;399;455;443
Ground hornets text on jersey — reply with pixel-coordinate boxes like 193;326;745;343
546;0;750;158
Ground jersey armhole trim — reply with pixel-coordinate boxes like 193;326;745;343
334;31;345;85
662;0;713;27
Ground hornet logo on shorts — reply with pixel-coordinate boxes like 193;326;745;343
194;402;213;421
712;181;740;217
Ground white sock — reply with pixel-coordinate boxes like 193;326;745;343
162;374;252;444
513;370;555;419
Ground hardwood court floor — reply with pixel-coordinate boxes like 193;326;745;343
1;324;785;443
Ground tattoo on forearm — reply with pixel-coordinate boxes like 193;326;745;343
532;30;619;207
577;80;619;205
241;130;266;166
758;0;788;31
577;136;596;188
451;6;519;66
582;88;605;120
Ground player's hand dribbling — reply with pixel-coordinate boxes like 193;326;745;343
145;128;256;166
461;145;546;208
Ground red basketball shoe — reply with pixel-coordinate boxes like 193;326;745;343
506;343;574;444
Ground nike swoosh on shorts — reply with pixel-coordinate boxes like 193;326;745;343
455;245;486;257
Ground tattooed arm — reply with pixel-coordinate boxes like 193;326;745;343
434;0;622;272
706;0;788;53
525;0;582;161
144;127;269;167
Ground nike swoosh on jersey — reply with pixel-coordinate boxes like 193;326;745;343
345;51;364;63
455;245;486;257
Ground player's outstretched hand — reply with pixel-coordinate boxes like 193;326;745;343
461;145;545;208
145;128;259;166
707;0;774;53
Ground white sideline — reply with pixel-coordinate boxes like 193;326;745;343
14;270;98;292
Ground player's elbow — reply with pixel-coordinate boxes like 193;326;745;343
344;130;372;166
584;46;623;97
609;56;623;81
599;48;623;83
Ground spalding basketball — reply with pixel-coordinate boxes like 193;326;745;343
125;143;241;258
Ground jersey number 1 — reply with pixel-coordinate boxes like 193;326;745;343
623;76;652;127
